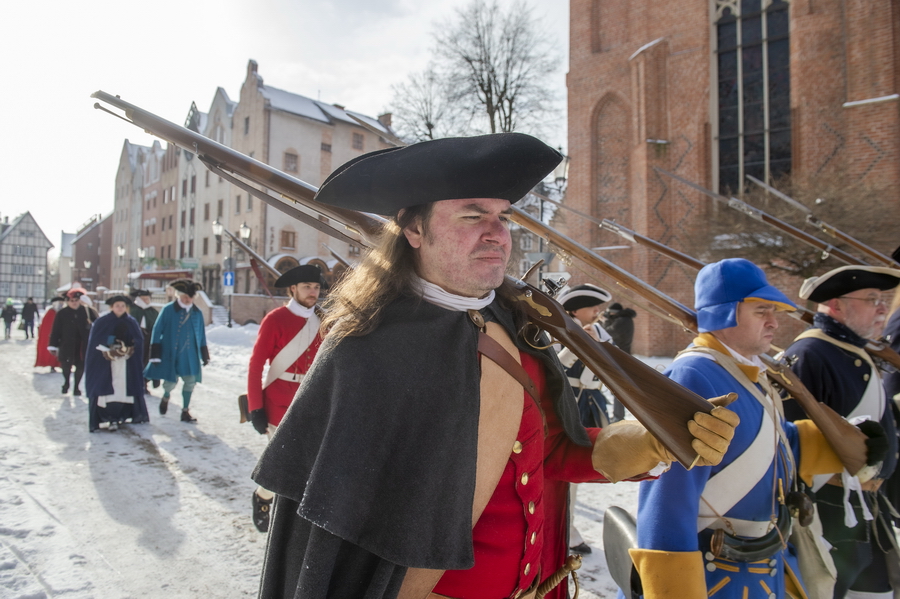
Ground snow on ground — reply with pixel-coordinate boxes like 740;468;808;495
0;326;670;599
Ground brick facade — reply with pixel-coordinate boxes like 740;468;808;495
568;0;900;355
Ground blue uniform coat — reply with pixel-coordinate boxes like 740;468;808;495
637;351;805;598
143;301;207;383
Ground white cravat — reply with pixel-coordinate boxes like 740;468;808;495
416;277;495;312
177;298;192;310
287;298;316;318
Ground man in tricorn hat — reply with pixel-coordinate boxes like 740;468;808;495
556;283;615;430
144;278;209;423
246;264;325;533
49;288;95;395
784;265;900;598
252;133;740;599
555;283;614;555
129;288;159;394
632;258;886;599
84;295;149;432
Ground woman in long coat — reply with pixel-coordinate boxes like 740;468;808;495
85;295;149;432
35;296;63;371
48;288;95;395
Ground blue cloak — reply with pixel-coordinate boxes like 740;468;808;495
85;311;149;431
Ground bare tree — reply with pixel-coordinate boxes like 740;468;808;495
389;67;471;142
390;0;561;140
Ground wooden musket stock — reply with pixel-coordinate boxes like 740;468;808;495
92;91;713;467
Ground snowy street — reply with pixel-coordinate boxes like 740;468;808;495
0;324;643;598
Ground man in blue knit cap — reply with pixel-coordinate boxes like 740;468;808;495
632;258;886;599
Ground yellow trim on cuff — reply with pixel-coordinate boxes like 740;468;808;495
795;419;843;486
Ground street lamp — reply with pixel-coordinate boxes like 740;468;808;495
531;150;570;280
212;220;235;327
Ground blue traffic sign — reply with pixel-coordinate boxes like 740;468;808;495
223;271;235;287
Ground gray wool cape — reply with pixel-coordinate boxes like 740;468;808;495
252;293;590;599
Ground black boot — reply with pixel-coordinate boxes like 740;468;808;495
73;388;81;397
180;409;197;423
252;492;273;533
159;394;169;415
62;382;69;394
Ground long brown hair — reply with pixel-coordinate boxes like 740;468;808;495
322;203;434;341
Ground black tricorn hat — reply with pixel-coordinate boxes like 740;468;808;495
274;264;325;288
129;288;152;298
799;265;900;303
313;133;563;216
168;278;202;298
50;296;66;303
557;284;612;312
105;295;132;307
892;244;900;264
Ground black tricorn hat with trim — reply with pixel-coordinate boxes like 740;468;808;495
129;288;152;298
313;133;563;216
274;265;325;288
105;295;132;307
557;284;613;312
799;265;900;303
168;278;202;298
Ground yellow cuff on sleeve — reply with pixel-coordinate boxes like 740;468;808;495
628;548;707;599
592;420;671;483
796;418;843;486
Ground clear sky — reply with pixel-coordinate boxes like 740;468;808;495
0;0;569;259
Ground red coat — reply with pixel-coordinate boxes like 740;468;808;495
433;352;608;599
35;308;60;368
247;305;322;426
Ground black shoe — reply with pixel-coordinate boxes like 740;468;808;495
180;409;197;423
569;542;592;554
73;388;81;397
252;492;273;533
159;395;169;415
62;383;69;394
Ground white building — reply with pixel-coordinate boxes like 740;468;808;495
0;212;53;303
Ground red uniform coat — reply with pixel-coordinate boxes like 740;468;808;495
35;308;60;368
433;352;610;599
247;305;322;427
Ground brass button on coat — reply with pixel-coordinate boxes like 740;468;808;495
854;359;862;367
864;374;870;381
528;501;535;514
521;472;529;485
512;440;523;454
531;532;537;544
524;563;531;575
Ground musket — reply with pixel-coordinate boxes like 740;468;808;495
600;219;900;373
656;167;867;266
322;244;352;269
746;174;900;268
92;91;713;467
515;209;869;475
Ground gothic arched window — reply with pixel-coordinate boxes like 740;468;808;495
716;0;791;194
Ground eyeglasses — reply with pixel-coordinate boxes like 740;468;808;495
836;295;888;308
